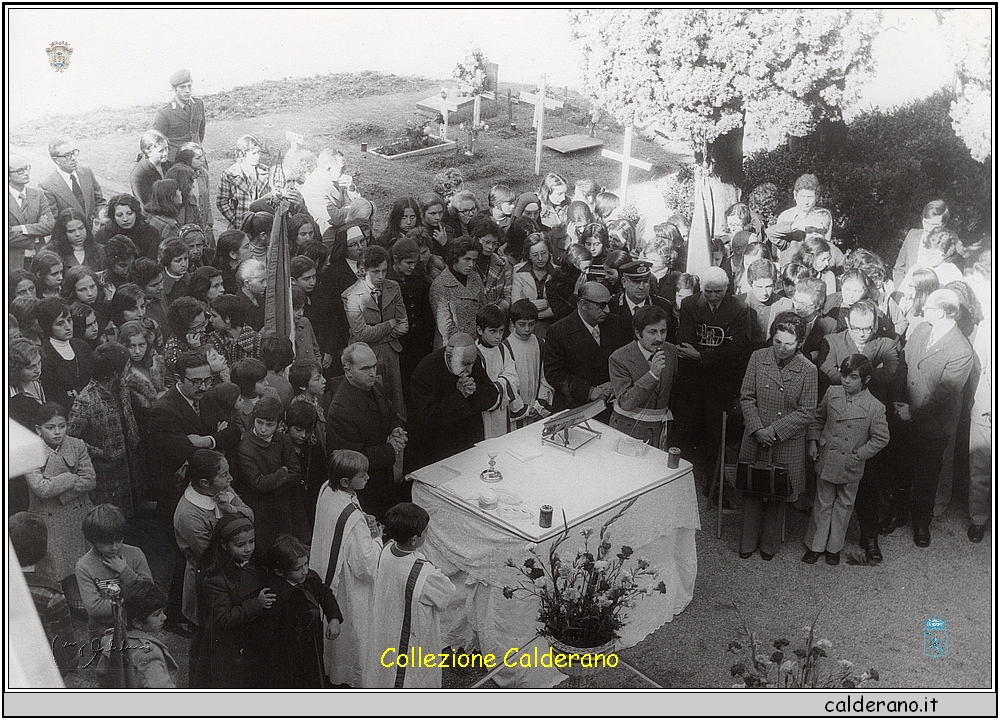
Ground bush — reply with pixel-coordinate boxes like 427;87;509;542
743;92;992;264
660;165;695;220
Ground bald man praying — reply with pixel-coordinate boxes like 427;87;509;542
408;332;501;468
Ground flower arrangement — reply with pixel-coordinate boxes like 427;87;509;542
728;605;880;689
503;501;666;649
453;49;491;96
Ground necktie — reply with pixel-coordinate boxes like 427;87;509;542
372;290;383;320
590;325;601;345
192;399;201;417
70;174;85;209
17;191;26;209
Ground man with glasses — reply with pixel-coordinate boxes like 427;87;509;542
815;299;901;563
8;153;54;270
544;281;626;422
151;351;240;638
883;289;973;548
39;136;105;218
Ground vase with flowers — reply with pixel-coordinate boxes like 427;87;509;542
503;500;666;677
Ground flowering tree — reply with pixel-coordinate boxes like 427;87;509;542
568;8;881;273
934;9;992;163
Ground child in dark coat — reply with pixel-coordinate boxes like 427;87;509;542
190;514;274;688
260;535;343;688
235;396;309;562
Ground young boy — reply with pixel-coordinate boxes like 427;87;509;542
74;504;154;633
285;400;326;527
475;304;525;439
309;449;383;688
291;286;322;365
206;293;261;367
127;257;169;335
259;333;295;407
235;395;308;562
739;259;793;349
9;512;80;676
364;502;455;689
502;299;553;429
98;580;178;688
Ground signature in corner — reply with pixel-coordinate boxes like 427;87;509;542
51;634;150;668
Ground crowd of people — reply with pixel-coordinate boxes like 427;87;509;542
8;69;991;689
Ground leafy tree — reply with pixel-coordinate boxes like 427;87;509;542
933;8;992;163
569;8;882;272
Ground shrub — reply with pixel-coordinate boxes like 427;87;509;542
660;165;695;220
743;92;991;264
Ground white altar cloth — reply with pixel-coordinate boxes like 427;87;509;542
410;421;700;687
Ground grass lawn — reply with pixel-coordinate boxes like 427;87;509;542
13;72;992;691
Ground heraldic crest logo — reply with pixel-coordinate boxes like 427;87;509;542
46;41;73;72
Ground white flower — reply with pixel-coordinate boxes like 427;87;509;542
593;560;609;571
838;659;854;670
780;660;796;674
524;542;538;553
816;639;833;651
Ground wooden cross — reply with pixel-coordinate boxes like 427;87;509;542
601;125;651;205
458;68;496;129
438;88;460;141
519;75;564;176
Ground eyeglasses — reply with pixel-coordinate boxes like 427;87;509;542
53;149;80;159
848;324;874;333
457;208;478;217
346;239;368;249
581;298;610;311
183;376;213;388
10;165;30;173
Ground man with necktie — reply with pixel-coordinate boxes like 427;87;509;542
8;153;54;270
39;137;106;219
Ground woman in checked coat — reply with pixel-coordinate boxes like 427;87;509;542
738;311;817;560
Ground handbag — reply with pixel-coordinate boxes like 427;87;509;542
734;443;792;498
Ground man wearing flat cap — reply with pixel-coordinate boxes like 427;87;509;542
611;260;676;342
409;333;500;468
153;69;206;162
544;281;627;423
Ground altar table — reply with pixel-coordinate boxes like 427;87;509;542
410;421;700;687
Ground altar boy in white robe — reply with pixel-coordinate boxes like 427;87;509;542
309;450;383;687
364;503;455;689
476;304;525;438
503;299;554;430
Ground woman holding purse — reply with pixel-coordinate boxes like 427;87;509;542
738;311;817;560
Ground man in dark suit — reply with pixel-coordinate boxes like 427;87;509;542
544;281;627;423
884;289;974;547
674;267;752;487
610;260;675;340
152;69;207;162
8;154;54;270
38;137;105;219
891;200;949;288
326;343;406;521
410;332;499;469
149;351;241;637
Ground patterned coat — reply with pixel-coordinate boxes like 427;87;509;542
477;252;512;312
217;163;272;230
808;386;890;485
428;267;486;349
25;436;96;581
738;348;818;501
68;379;142;514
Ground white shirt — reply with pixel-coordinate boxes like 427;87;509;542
55;167;81;192
580;315;601;344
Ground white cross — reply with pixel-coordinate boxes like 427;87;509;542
438;88;460;141
285;131;304;151
601;125;651;205
458;68;496;128
520;75;564;176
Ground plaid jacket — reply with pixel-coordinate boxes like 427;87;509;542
24;571;79;672
68;379;141;513
217;162;271;229
206;326;262;367
478;252;512;312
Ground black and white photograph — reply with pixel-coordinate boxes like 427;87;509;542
5;5;995;716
